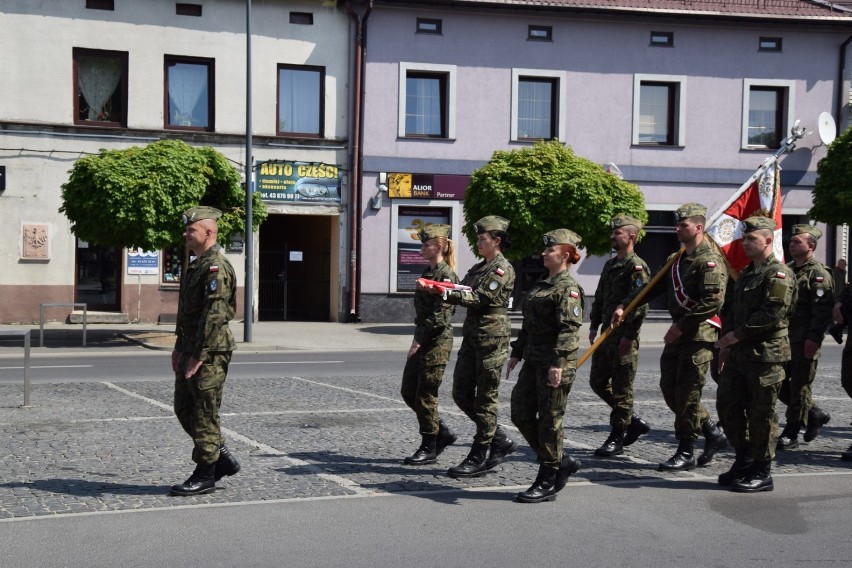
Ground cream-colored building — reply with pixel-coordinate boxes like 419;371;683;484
0;0;352;324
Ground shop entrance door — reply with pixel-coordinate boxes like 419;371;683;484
75;239;121;311
259;214;331;321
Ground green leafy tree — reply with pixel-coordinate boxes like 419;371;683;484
463;140;647;258
60;139;266;250
810;127;852;225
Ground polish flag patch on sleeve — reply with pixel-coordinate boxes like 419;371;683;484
634;265;644;271
570;291;579;298
815;276;825;283
209;265;219;272
706;262;716;268
774;271;786;279
495;268;505;276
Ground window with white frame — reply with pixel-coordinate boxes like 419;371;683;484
278;64;324;137
398;62;456;139
742;79;794;149
511;69;565;142
632;74;686;146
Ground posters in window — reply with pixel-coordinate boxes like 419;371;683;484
396;206;450;292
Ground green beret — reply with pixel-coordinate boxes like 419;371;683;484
611;214;644;230
473;215;510;233
742;216;777;233
674;203;707;221
542;228;582;248
418;224;452;243
182;206;222;224
792;224;822;240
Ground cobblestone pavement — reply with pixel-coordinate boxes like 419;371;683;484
1;358;850;520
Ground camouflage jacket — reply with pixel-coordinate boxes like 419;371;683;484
728;256;796;363
788;257;834;345
627;239;726;344
174;244;237;359
589;252;650;341
413;261;458;345
445;252;515;339
510;269;584;369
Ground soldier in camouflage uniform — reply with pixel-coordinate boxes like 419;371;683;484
508;229;584;503
170;206;240;496
588;215;651;457
776;225;833;450
834;283;852;461
401;224;459;465
426;216;518;478
716;216;796;492
614;203;728;472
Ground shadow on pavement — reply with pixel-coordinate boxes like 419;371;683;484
281;450;521;504
2;329;138;349
0;478;165;497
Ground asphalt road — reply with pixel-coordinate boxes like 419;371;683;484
1;340;850;567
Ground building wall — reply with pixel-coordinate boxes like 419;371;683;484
358;7;849;320
0;0;352;323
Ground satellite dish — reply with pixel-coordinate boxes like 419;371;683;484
817;112;837;145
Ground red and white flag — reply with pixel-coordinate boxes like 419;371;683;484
705;159;783;274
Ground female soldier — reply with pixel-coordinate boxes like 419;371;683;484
507;229;584;503
424;216;518;478
402;224;459;465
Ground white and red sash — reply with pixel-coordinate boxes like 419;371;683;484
671;251;722;329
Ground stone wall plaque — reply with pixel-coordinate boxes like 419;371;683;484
22;224;49;259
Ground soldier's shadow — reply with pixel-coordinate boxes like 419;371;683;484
282;450;517;504
0;478;165;497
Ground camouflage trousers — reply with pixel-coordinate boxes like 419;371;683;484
400;334;453;435
716;346;783;461
843;337;852;400
659;341;713;441
174;351;231;465
510;360;574;468
778;342;819;425
452;335;509;444
589;337;639;429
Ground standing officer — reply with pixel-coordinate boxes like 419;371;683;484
507;229;584;503
402;224;459;465
776;225;833;449
588;215;651;456
425;216;517;478
613;203;728;471
170;206;240;496
834;283;852;460
716;216;796;492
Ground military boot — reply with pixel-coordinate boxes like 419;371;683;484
776;422;800;450
803;406;831;442
697;420;728;466
828;323;845;344
731;459;773;493
594;426;625;457
841;444;852;462
516;465;559;503
214;444;241;481
623;415;651;446
404;434;438;465
659;439;696;472
447;442;490;478
485;426;518;469
718;447;754;486
170;462;216;496
554;453;581;493
435;419;458;456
